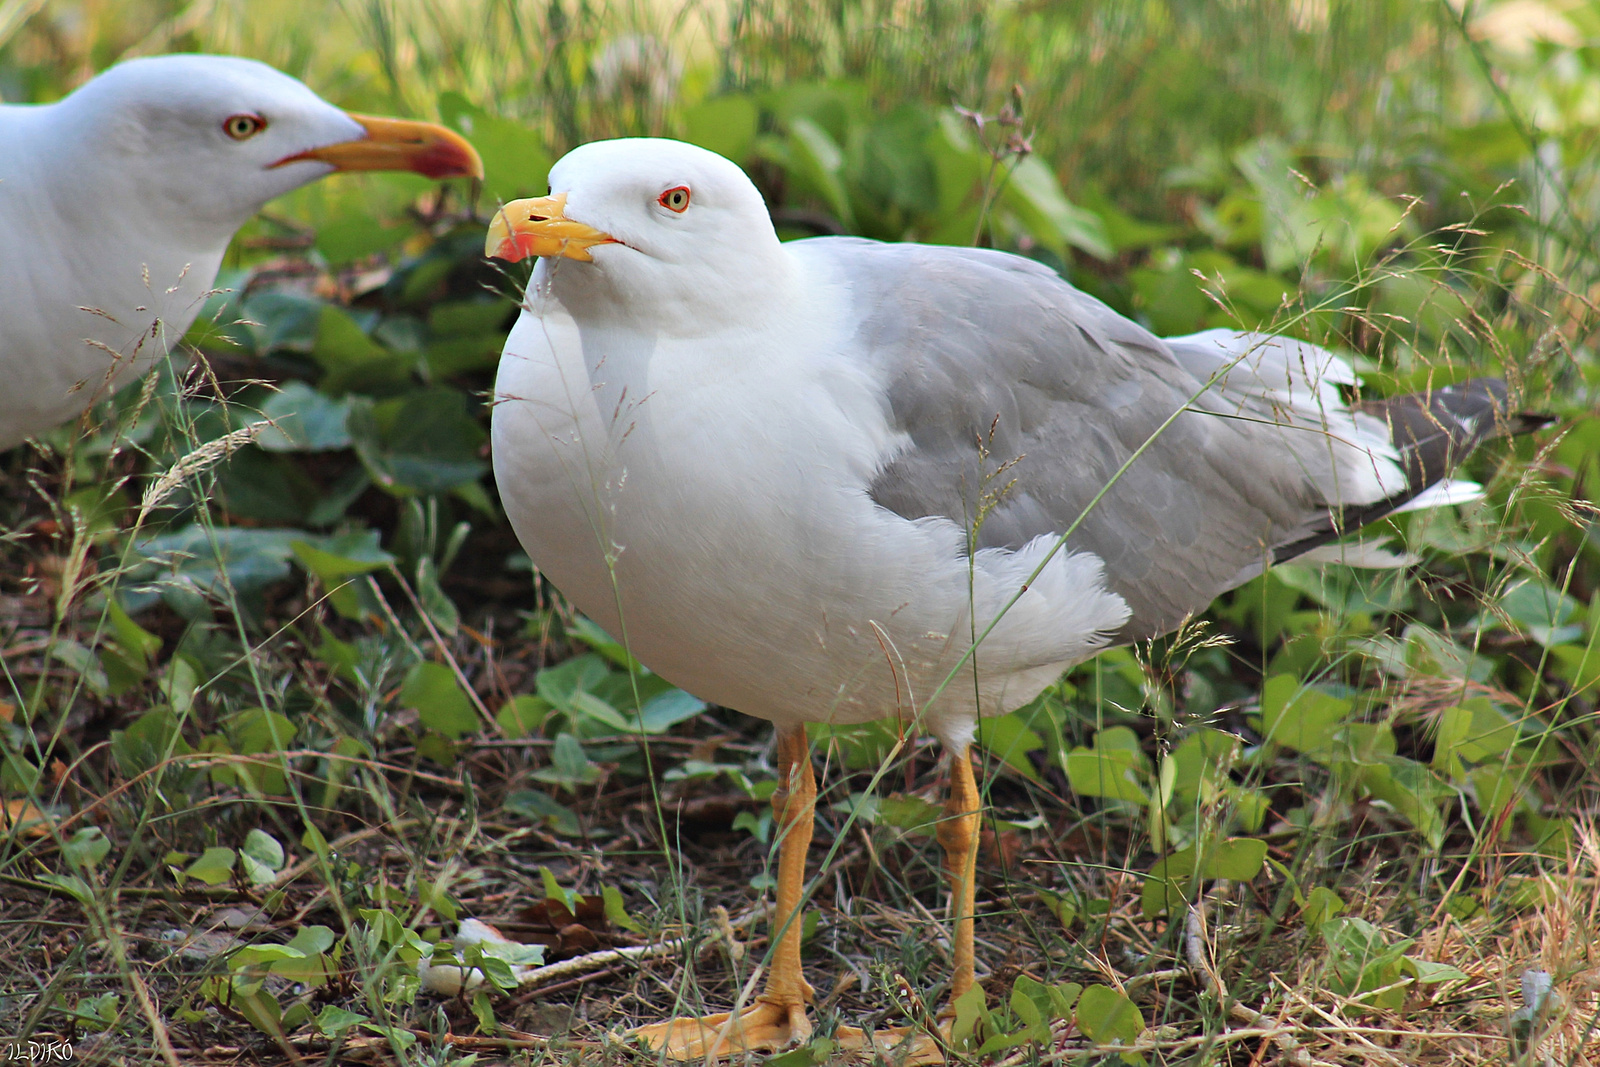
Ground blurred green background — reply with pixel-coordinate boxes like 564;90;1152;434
1;0;1598;1058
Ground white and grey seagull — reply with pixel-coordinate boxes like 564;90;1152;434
485;137;1538;1061
0;54;482;451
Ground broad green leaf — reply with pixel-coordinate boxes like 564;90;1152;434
438;92;553;204
401;662;479;740
1209;837;1268;881
1065;746;1148;803
1359;757;1449;847
784;118;855;229
874;794;941;833
948;983;987;1050
1402;957;1468;983
312;306;412;394
540;867;576;914
533;732;601;789
317;1005;368;1036
536;655;611;711
62;827;111;870
111;707;193;778
976;713;1044;781
1142;837;1268;917
603;884;643;933
185;846;237;886
505;789;581;835
639;689;707;733
1258;675;1350;755
39;873;94;904
238;836;283;887
256;382;353;452
1075;984;1143;1045
1000;155;1113;259
497;695;550;738
1301;886;1344;927
292;530;392;619
350;388;488;495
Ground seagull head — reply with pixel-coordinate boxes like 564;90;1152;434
50;54;481;237
486;138;790;329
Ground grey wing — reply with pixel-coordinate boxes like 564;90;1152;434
795;238;1415;642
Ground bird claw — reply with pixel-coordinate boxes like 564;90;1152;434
628;997;811;1060
835;1023;946;1065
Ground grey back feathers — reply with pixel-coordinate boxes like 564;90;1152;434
798;238;1533;643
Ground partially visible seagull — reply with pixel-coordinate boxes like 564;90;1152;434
0;54;483;449
485;137;1542;1062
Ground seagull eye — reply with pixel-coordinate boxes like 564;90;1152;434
223;114;267;140
658;186;691;213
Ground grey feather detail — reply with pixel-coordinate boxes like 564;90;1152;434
793;238;1523;643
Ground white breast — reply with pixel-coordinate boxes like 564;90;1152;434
490;262;1129;744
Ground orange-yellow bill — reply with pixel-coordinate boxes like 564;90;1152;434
485;193;618;262
273;114;483;180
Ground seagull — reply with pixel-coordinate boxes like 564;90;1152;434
0;54;482;450
485;137;1538;1060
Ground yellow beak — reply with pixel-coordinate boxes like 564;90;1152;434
485;194;618;262
272;114;483;180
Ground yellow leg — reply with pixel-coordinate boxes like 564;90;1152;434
630;726;817;1059
938;743;981;1002
838;745;980;1066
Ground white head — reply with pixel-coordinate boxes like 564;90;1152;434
485;138;789;333
43;54;481;244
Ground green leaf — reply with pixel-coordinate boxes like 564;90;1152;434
231;984;286;1039
1011;974;1053;1037
1142;837;1269;918
1359;757;1449;847
349;388;488;495
62;827;111;870
185;846;237;886
439;92;553;205
317;1005;368;1036
1301;886;1344;928
504;789;581;835
402;661;479;740
312;306;412;394
602;884;643;933
1065;730;1149;803
1258;675;1350;755
1075;984;1143;1045
540;867;576;914
470;988;498;1035
1321;917;1410;1009
497;695;549;738
39;873;94;905
1039;888;1079;931
536;654;611;711
533;733;601;789
976;713;1044;781
292;530;391;619
873;794;942;833
1402;957;1468;983
69;992;121;1031
255;382;353;452
638;689;707;733
948;983;987;1050
240;829;286;886
563;615;643;671
1209;837;1268;881
1000;155;1113;259
784;118;855;229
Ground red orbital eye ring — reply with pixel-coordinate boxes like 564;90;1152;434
658;186;691;212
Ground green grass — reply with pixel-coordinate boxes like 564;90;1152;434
2;0;1598;1064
